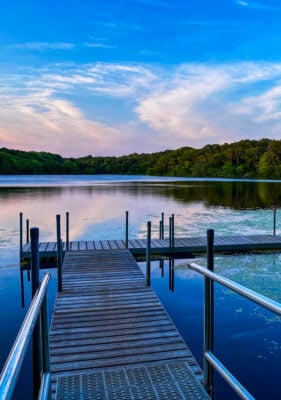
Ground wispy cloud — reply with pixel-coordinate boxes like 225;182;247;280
8;42;75;50
8;41;116;51
2;61;281;156
130;0;172;6
135;62;281;146
235;0;281;11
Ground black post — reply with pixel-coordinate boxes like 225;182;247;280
26;219;30;244
146;221;151;287
169;217;172;248
30;227;41;399
159;221;163;240
125;211;129;249
41;294;51;398
161;212;164;239
171;213;175;248
56;215;62;292
273;208;277;235
19;212;23;262
204;229;215;398
66;212;69;251
31;227;40;297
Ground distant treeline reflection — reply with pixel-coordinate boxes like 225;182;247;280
0;180;280;210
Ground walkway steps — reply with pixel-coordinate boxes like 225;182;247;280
22;234;281;260
49;249;208;399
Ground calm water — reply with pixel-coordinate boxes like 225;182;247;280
1;175;281;399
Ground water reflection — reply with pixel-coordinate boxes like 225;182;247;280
1;179;281;250
140;254;281;400
1;177;281;400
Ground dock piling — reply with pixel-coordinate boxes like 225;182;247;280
273;208;277;235
146;221;151;286
169;217;172;248
161;212;164;239
125;211;129;249
171;214;175;248
56;215;62;292
26;219;30;244
66;212;69;251
159;220;163;240
19;212;23;262
204;229;215;398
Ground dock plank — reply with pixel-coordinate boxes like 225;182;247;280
49;249;206;399
21;234;281;261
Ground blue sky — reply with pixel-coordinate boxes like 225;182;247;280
1;0;281;156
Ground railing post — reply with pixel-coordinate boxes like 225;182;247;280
56;215;62;292
19;212;23;262
273;208;277;235
125;211;129;249
66;212;69;251
30;227;41;399
161;212;164;239
171;213;175;248
159;220;163;240
204;229;215;398
169;217;172;248
26;219;30;244
31;228;40;297
146;221;151;287
40;293;51;399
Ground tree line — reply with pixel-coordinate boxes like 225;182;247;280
0;138;281;178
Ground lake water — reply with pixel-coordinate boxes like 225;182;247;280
1;175;281;399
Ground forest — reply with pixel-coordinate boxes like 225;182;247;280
0;138;281;178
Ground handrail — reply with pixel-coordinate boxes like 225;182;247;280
187;228;281;400
0;273;51;400
189;262;281;316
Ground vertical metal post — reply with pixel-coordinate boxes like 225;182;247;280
30;227;41;399
26;219;30;244
56;215;62;292
161;212;164;239
31;227;40;297
171;214;175;248
125;211;129;249
159;221;163;240
19;212;23;262
66;212;69;251
41;294;51;387
204;229;215;398
273;208;277;235
146;221;151;287
169;217;172;248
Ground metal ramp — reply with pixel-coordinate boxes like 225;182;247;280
56;360;210;400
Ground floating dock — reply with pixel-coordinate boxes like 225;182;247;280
21;234;281;261
49;249;209;399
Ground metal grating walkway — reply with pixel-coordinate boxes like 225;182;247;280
56;360;210;400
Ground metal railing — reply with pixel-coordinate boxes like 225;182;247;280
188;229;281;400
0;273;51;400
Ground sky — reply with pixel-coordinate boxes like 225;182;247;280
1;0;281;157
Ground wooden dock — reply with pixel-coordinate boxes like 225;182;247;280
49;249;209;399
22;234;281;260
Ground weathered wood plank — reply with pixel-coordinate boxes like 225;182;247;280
49;249;205;398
